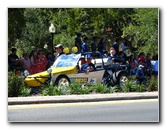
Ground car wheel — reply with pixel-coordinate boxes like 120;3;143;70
56;76;70;86
118;73;128;88
55;75;70;95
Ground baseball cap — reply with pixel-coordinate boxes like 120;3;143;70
138;65;144;69
85;54;92;59
55;44;63;48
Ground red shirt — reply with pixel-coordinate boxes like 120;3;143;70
38;55;48;71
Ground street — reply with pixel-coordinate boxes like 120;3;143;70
8;99;159;122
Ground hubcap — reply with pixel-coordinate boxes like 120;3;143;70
119;76;128;88
58;78;69;87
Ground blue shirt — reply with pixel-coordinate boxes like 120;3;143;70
82;43;89;52
81;63;96;72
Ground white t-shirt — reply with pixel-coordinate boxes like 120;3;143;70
151;60;158;72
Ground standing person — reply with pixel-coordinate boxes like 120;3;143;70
98;37;105;55
75;32;82;53
138;52;147;68
22;53;31;73
112;37;120;55
82;37;89;52
54;44;64;60
120;38;128;54
129;53;138;75
81;54;96;74
8;48;22;71
151;54;158;77
91;36;98;53
46;52;54;69
38;49;48;72
30;50;42;74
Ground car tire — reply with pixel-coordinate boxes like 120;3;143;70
112;71;128;87
55;75;70;86
117;72;128;88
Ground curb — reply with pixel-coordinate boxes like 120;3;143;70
8;92;158;105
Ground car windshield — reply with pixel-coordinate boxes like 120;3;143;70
52;53;81;68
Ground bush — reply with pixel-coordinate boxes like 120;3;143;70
146;76;158;91
8;72;25;97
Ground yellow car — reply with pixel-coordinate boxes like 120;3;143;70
24;53;81;87
24;51;129;88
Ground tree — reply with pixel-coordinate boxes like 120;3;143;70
122;8;158;55
8;8;25;48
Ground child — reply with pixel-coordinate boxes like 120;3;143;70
136;65;147;85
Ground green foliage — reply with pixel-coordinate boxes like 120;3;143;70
146;76;158;91
19;85;31;97
8;72;25;97
41;85;61;96
122;8;158;55
9;8;158;56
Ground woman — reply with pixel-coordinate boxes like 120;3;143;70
37;49;48;72
30;50;42;74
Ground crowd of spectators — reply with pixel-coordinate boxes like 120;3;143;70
8;35;158;79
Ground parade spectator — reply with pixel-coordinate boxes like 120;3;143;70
46;52;54;69
81;54;96;74
112;37;120;55
82;37;89;52
109;47;119;62
38;49;48;72
120;38;128;54
145;53;153;76
30;50;42;74
8;48;22;71
54;44;64;60
91;36;98;52
136;65;147;85
151;55;158;77
129;53;138;75
98;37;105;55
118;51;126;64
138;52;147;66
22;53;31;73
75;32;82;53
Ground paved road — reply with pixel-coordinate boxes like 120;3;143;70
8;99;159;122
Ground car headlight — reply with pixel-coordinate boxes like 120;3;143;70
24;70;29;77
47;68;52;74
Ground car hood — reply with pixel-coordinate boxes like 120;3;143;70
26;66;77;78
24;66;77;87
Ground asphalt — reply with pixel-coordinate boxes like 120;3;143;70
8;92;158;105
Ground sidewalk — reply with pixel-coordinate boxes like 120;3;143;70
8;92;158;105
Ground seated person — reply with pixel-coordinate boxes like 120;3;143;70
81;54;96;74
136;65;147;85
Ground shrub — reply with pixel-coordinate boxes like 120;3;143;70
146;76;158;91
41;85;61;96
8;72;25;97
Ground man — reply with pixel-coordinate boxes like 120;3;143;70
91;36;98;52
8;48;22;71
54;44;64;60
75;32;82;53
112;38;120;55
82;37;89;52
81;54;96;74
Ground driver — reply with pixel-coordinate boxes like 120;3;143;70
81;54;96;74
